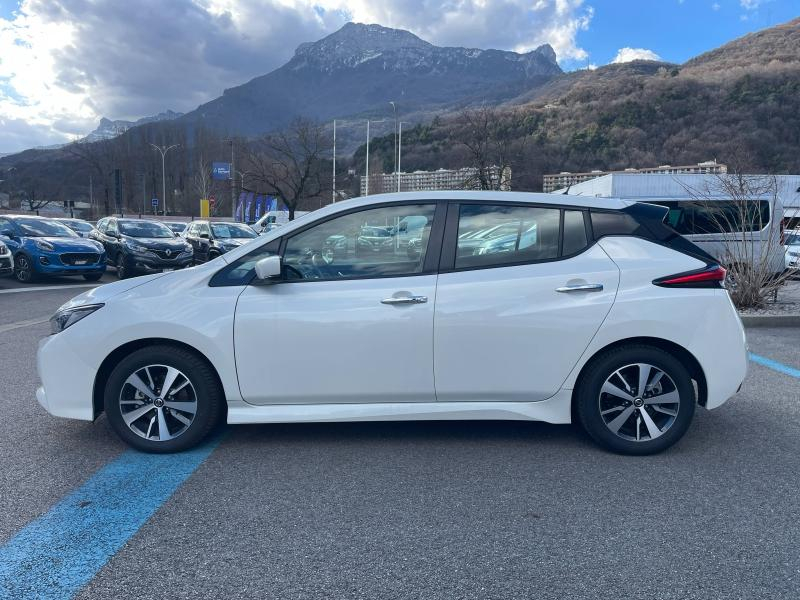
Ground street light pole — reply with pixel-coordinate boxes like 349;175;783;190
365;119;370;196
149;143;179;216
389;101;397;184
332;119;337;203
397;121;403;193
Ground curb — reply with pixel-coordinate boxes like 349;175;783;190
739;314;800;328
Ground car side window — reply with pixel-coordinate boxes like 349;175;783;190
562;210;589;256
107;219;118;235
95;218;107;233
200;223;211;237
283;204;436;281
455;204;561;269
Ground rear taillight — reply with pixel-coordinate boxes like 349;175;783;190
653;264;727;288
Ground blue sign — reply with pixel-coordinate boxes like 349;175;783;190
151;198;159;207
212;162;231;180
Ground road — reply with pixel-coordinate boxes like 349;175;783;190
0;279;799;599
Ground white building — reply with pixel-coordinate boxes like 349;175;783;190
361;166;511;196
543;160;728;193
552;172;800;226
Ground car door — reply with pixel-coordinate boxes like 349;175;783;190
197;223;213;261
184;223;201;259
234;202;444;405
434;202;620;402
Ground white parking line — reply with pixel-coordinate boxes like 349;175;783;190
0;317;49;334
0;284;100;295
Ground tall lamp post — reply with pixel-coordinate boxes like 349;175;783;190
149;143;179;216
397;121;409;193
389;101;398;184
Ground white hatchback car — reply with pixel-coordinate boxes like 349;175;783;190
37;192;748;455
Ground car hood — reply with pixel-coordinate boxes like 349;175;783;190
124;236;187;249
57;273;169;311
29;236;103;252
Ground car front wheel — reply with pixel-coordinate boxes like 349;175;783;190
14;254;37;283
575;345;696;455
104;345;224;453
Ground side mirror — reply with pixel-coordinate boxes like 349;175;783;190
254;255;282;281
200;232;210;239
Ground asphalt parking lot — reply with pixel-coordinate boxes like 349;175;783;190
1;277;799;599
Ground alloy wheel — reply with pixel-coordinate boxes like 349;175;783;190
15;256;31;282
118;364;197;442
598;363;681;442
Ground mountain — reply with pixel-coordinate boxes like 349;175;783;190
377;17;800;191
82;110;183;142
178;22;561;136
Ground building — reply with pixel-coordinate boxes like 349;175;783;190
549;171;800;226
360;166;511;196
542;160;727;193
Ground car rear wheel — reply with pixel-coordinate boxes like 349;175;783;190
14;254;37;283
575;345;696;455
104;345;224;453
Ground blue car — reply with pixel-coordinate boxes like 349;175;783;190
0;215;107;283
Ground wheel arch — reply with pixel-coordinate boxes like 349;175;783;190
570;337;708;415
92;338;226;419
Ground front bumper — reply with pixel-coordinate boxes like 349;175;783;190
37;332;96;421
126;251;193;273
30;250;106;276
0;253;12;275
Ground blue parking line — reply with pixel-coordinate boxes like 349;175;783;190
0;437;221;600
749;353;800;379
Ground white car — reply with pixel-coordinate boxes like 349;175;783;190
36;191;748;455
785;230;800;271
0;239;13;276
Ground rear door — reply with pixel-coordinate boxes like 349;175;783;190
434;202;619;402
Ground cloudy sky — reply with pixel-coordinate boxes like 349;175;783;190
0;0;796;153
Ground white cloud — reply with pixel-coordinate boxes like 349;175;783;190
611;47;662;64
740;0;761;9
0;0;593;153
712;2;721;10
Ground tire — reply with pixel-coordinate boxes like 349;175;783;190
575;345;696;455
14;253;38;283
83;273;103;281
115;254;128;279
104;345;224;453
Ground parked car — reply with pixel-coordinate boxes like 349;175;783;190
183;221;258;263
163;222;188;236
90;217;193;279
55;218;97;238
37;191;747;456
784;230;800;271
0;215;106;283
651;198;785;275
0;239;13;277
356;225;395;256
252;210;310;234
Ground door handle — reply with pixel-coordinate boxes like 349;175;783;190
381;295;428;305
555;283;604;293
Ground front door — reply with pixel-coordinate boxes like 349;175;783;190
234;202;442;405
434;203;619;402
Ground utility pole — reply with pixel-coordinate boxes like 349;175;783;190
89;175;94;218
150;143;179;216
230;140;236;220
332;119;337;203
397;122;403;193
141;173;146;216
389;102;398;183
365;120;370;196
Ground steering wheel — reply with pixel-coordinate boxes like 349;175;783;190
293;249;325;279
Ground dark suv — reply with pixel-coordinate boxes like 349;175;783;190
91;217;194;279
183;221;258;263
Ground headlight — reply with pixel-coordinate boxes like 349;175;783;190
50;303;104;334
183;243;193;252
790;251;800;258
124;239;149;253
0;244;7;255
35;239;55;251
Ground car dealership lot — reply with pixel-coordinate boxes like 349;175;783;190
1;283;799;599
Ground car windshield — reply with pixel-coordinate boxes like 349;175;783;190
786;232;800;246
119;220;175;238
361;226;390;237
59;220;94;232
211;223;257;239
16;218;78;238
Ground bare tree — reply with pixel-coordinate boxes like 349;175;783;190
454;106;517;190
192;155;212;204
244;118;331;220
680;172;789;309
